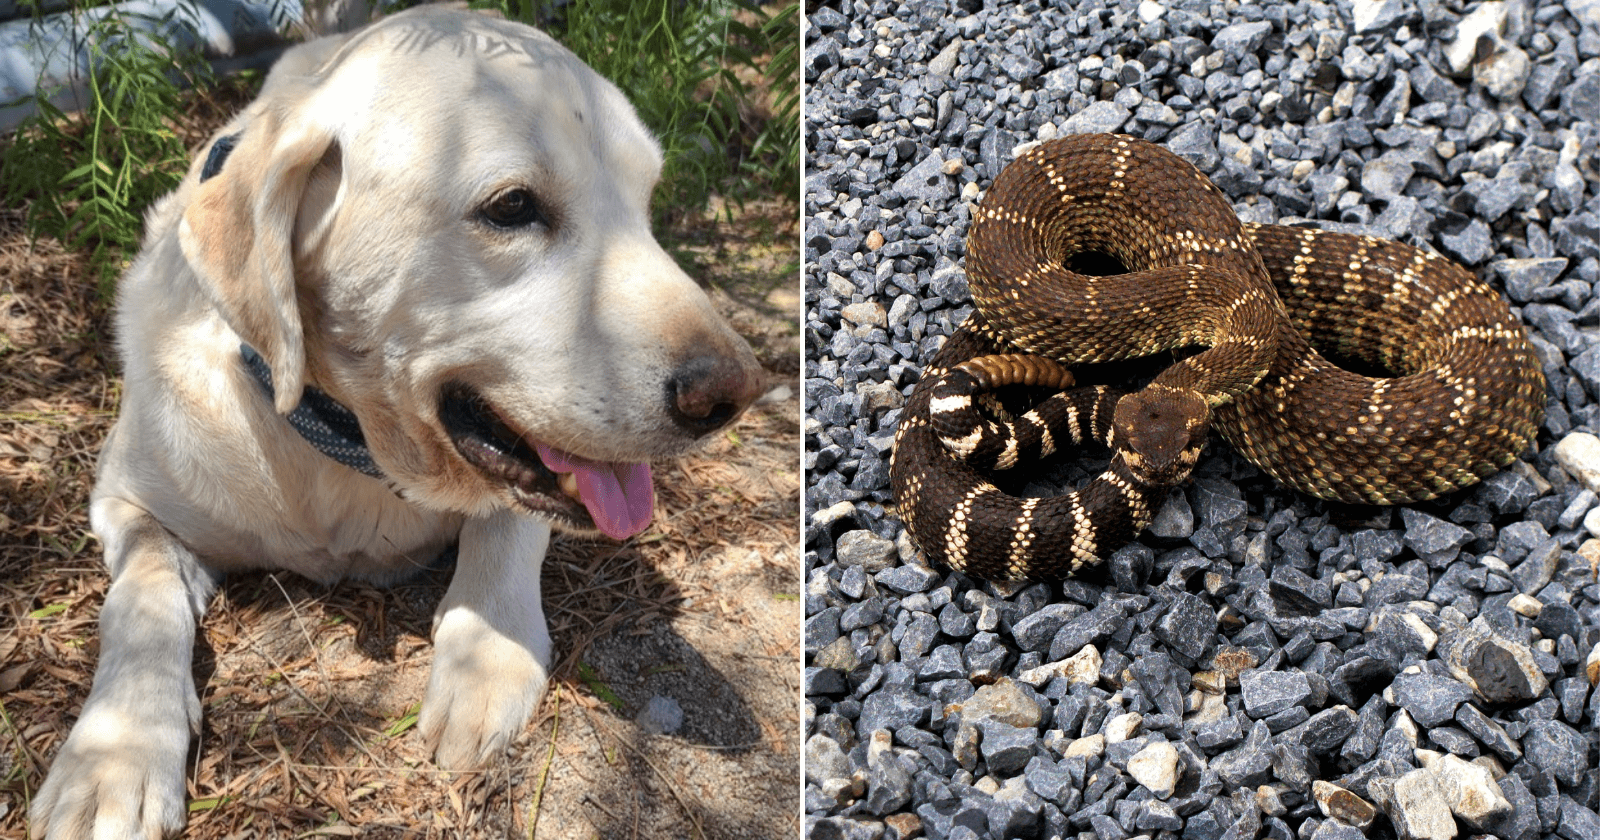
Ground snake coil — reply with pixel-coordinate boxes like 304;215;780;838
890;134;1545;581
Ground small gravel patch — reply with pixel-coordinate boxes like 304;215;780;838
804;0;1600;838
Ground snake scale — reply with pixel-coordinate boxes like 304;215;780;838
889;133;1546;581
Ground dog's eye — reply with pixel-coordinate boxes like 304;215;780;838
481;188;548;229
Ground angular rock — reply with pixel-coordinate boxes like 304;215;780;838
1377;769;1457;840
1049;600;1130;660
1127;740;1180;799
837;530;899;572
1104;712;1143;743
806;733;850;785
1419;751;1511;831
1494;257;1569;303
1166;121;1220;172
1312;780;1377;828
861;686;931;735
1241;670;1313;718
1454;702;1522;763
1352;0;1409;32
1154;592;1218;663
1401;508;1473;565
1361;152;1415;198
1022;755;1076;805
1558;798;1600;840
1012;604;1085;652
807;817;883;840
1148;489;1194;538
1494;773;1540;840
1308;820;1367;840
866;729;914;814
1554;433;1600;493
1386;672;1474;728
1475;43;1530;101
1523;719;1587;787
1438;625;1549;704
1446;1;1508;74
1017;645;1101;689
1439;219;1494;266
961;678;1043;730
1212;721;1275;788
1060;101;1132;136
1294;705;1359;755
980;721;1038;776
1211;21;1274;58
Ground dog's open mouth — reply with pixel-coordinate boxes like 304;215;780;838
437;385;654;539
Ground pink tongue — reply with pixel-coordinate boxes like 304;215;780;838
534;444;654;540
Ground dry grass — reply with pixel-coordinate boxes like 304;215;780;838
0;83;800;838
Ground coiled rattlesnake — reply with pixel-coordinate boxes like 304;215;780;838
889;133;1545;580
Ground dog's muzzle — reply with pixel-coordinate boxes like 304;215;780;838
666;354;765;435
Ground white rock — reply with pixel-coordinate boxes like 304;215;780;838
1316;31;1343;62
1386;769;1459;840
1420;752;1512;831
1017;645;1101;688
1137;0;1166;22
1474;43;1530;101
805;734;849;785
810;500;858;529
1352;0;1407;32
1186;689;1230;725
1554;433;1600;494
1508;593;1544;617
1063;733;1105;758
928;37;962;77
1446;1;1508;75
1104;712;1143;743
1565;0;1600;29
1127;741;1179;799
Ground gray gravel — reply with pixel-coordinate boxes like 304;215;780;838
803;0;1600;838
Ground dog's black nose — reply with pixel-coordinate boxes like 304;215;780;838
667;355;764;435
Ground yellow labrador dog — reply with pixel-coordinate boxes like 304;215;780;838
29;7;763;839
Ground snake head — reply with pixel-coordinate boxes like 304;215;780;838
1112;386;1211;486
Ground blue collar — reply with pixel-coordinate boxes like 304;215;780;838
239;344;384;479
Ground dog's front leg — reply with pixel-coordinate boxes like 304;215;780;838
30;498;217;840
420;508;553;769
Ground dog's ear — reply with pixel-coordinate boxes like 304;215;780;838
179;106;336;414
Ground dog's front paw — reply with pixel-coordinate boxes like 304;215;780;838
29;696;194;840
419;606;551;769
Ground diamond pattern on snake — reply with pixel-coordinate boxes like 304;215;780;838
890;133;1546;581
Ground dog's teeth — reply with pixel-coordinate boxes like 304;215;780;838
558;472;579;499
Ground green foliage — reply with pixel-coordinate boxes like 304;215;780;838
748;4;800;202
0;0;216;293
0;0;797;298
478;0;799;218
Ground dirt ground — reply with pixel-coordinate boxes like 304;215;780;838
0;104;800;838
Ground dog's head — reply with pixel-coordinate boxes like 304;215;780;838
175;8;764;537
